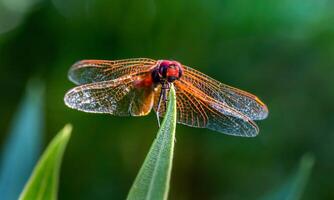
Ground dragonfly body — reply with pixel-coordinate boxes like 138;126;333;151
151;60;184;125
64;58;268;137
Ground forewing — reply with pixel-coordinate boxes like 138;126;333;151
182;65;268;120
68;58;157;85
153;83;259;137
64;76;154;116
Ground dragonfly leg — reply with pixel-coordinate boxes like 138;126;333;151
156;111;161;128
156;82;171;128
162;82;170;109
156;87;164;127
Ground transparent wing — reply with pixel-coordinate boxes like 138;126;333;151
182;65;268;120
68;58;157;85
64;75;154;116
153;83;259;137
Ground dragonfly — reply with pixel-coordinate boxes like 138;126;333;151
64;58;268;137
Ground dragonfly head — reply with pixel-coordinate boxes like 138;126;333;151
152;60;183;83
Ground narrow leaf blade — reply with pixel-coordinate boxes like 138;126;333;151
260;153;315;200
0;80;44;200
19;124;72;200
127;85;177;200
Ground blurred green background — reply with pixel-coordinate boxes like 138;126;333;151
0;0;333;199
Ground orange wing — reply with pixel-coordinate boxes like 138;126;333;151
68;58;157;85
64;74;155;116
181;65;268;120
153;83;259;137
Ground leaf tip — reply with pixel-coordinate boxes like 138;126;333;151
300;153;315;168
169;84;176;101
58;124;72;142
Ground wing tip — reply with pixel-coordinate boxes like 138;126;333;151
242;120;259;137
225;118;259;137
63;87;106;114
68;60;102;85
254;96;269;120
63;88;77;110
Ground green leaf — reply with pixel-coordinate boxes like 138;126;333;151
127;85;177;200
19;124;72;200
260;153;315;200
0;80;44;200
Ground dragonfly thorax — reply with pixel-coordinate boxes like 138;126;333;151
152;60;183;84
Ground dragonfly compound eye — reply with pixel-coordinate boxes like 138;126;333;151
151;68;161;84
158;61;170;78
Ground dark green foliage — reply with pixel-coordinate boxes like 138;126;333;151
0;0;333;199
